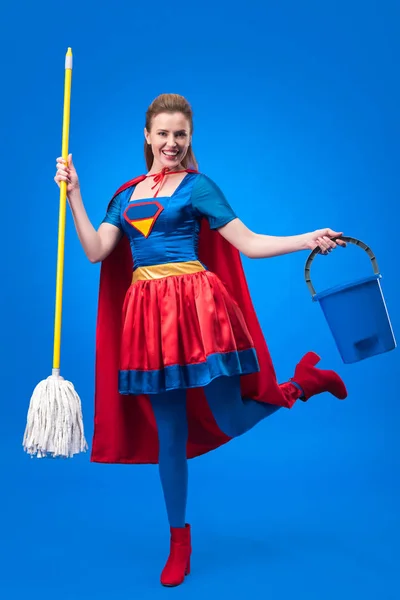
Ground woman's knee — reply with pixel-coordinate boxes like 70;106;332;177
213;411;246;438
204;376;246;438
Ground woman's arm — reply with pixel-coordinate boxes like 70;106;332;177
217;218;345;258
55;155;123;263
67;189;122;263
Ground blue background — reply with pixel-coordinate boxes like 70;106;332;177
1;0;399;598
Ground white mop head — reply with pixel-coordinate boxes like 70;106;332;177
23;370;88;458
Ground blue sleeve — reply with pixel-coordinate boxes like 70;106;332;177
101;193;123;230
191;174;237;230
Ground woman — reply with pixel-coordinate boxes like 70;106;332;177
55;93;347;587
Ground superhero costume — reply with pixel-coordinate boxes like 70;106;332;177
90;167;347;587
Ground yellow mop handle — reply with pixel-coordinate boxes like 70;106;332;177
53;48;73;371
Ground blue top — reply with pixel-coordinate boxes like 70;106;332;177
102;172;237;268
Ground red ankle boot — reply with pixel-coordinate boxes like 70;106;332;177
291;352;348;401
160;524;191;587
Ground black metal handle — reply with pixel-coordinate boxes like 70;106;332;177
304;236;380;297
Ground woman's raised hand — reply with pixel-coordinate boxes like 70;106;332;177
54;153;80;195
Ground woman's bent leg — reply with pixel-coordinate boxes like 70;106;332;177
204;375;283;438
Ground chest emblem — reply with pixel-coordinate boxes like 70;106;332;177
123;201;164;238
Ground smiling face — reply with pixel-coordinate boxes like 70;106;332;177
145;112;192;172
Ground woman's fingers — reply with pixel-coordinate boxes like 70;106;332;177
56;166;69;175
54;155;79;191
54;169;70;182
317;237;332;254
323;235;337;249
55;157;70;179
55;172;70;182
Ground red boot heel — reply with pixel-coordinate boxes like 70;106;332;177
160;524;191;587
185;556;191;576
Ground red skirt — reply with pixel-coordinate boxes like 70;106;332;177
118;264;260;394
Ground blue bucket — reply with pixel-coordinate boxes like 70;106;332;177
304;236;396;363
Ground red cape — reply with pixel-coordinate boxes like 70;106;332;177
90;175;292;464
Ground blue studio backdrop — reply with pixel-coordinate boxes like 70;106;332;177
1;1;399;598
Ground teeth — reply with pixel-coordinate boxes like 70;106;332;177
163;151;178;156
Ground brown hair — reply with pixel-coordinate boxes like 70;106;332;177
144;93;198;171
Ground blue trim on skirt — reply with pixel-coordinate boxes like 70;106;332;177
118;348;260;395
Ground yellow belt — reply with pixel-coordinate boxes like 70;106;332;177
132;260;205;283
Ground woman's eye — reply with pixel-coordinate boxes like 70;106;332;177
157;131;186;138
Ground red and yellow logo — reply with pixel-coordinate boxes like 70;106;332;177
123;202;164;238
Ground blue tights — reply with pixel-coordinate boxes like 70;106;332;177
150;375;282;528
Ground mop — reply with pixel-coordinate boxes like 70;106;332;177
22;48;88;458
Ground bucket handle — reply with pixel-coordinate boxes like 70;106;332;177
304;236;380;297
